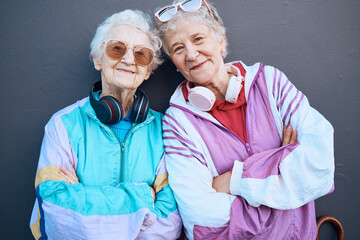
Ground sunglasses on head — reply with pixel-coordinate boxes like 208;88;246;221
155;0;214;22
104;40;155;66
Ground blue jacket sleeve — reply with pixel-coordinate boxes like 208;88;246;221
30;113;181;240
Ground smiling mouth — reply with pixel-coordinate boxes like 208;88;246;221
117;68;135;74
190;61;207;70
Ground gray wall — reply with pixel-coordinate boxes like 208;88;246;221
1;0;359;239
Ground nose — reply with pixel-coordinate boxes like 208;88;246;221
121;48;135;65
185;45;199;61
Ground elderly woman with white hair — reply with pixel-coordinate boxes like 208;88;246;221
155;0;335;239
29;10;182;240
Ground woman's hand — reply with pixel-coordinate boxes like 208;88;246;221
212;171;231;194
60;166;79;184
282;125;298;146
150;186;156;202
213;125;298;193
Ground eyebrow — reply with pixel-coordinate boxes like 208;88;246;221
169;32;205;50
170;41;181;51
191;33;203;38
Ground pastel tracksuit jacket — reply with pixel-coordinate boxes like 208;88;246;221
30;96;182;240
162;61;335;240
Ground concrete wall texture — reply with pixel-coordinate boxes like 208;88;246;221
0;0;359;239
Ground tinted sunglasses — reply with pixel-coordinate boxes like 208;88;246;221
155;0;214;22
104;40;155;66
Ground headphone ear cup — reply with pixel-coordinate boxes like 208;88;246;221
97;96;123;124
131;89;149;123
89;81;123;124
224;64;243;103
225;75;243;103
187;81;216;111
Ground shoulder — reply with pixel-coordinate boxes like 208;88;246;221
45;97;89;131
144;109;164;133
51;97;89;120
229;60;281;79
148;108;163;119
147;108;164;124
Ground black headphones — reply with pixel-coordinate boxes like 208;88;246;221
89;81;150;124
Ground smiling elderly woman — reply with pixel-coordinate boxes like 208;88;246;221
29;10;182;240
155;0;335;239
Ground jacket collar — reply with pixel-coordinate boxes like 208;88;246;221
168;61;262;123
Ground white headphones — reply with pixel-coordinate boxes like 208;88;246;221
187;64;244;111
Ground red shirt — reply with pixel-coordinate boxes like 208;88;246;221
182;63;248;142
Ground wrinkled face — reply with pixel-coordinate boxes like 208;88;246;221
93;25;152;92
165;20;225;86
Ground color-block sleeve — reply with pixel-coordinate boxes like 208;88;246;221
162;110;236;240
230;66;335;210
136;154;183;239
29;115;174;240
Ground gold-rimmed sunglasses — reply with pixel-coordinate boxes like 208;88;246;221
104;40;155;66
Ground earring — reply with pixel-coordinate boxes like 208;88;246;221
120;59;125;63
176;69;179;72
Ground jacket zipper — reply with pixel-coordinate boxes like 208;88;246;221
88;105;155;183
119;118;154;182
119;126;135;183
120;142;125;182
100;123;144;183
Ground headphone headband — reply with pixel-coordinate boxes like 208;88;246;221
89;81;149;124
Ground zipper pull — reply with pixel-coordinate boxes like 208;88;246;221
245;143;251;153
121;142;125;151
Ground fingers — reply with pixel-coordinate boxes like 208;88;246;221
60;166;79;184
282;125;298;146
289;129;298;144
59;169;73;184
282;125;292;146
212;171;231;194
67;164;77;177
150;186;156;202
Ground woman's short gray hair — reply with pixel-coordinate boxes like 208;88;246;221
155;0;228;58
90;9;163;73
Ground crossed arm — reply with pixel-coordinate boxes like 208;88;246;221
212;125;298;194
60;125;296;199
60;167;157;201
60;125;297;201
31;115;182;240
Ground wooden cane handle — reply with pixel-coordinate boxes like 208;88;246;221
317;215;344;240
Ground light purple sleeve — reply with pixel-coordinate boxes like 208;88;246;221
230;66;335;209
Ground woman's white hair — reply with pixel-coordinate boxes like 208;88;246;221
90;9;162;73
155;0;228;58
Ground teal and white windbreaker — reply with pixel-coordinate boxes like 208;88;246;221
29;96;182;240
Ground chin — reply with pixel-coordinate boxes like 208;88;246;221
190;73;213;85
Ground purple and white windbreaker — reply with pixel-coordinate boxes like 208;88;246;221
162;61;335;240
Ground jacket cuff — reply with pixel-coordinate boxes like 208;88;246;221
140;184;155;206
229;160;244;196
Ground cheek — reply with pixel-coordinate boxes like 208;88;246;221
103;66;115;79
103;60;116;72
171;55;184;71
136;66;150;80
